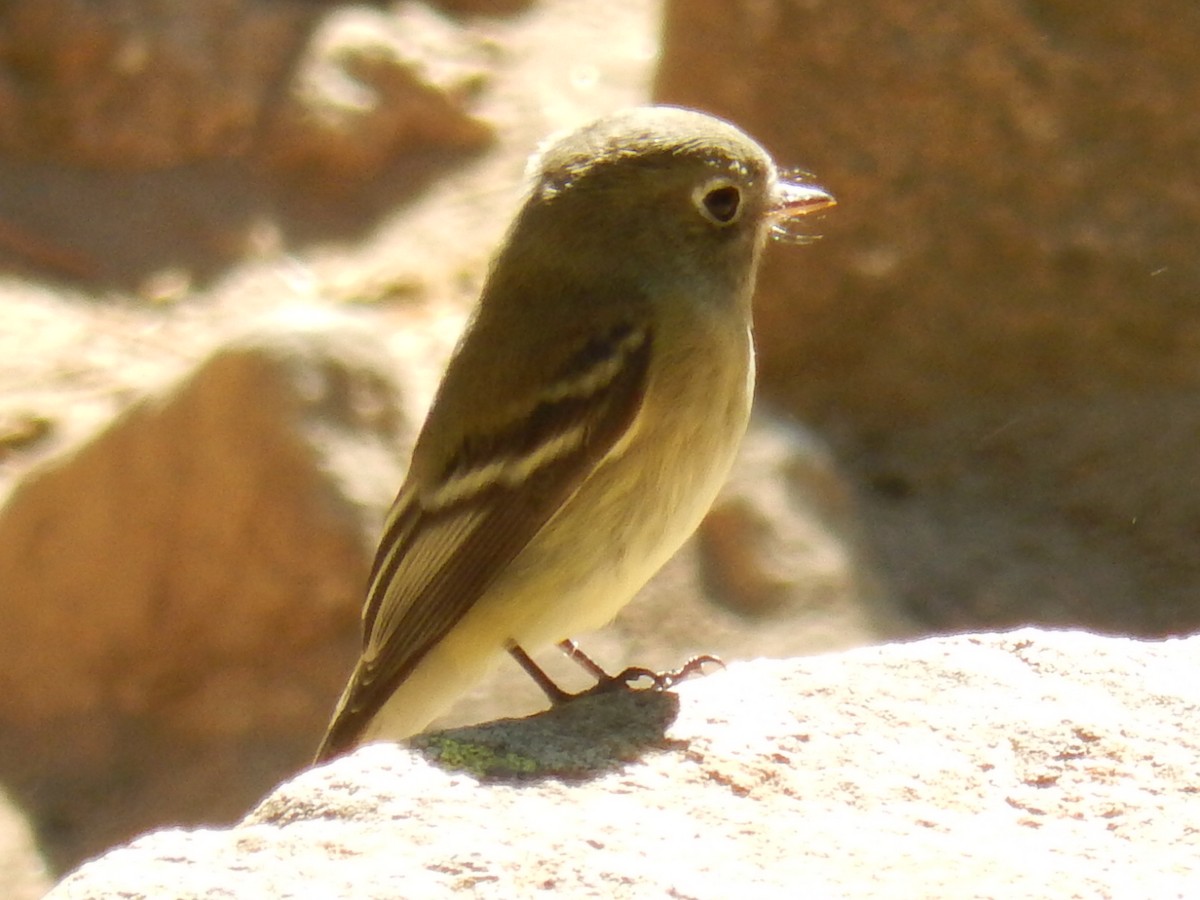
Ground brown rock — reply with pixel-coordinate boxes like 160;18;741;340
655;0;1200;634
0;1;491;174
426;0;536;16
697;410;900;631
46;630;1200;897
0;0;308;167
0;311;410;869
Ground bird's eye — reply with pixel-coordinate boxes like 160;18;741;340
695;182;743;225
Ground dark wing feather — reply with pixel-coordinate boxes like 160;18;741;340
317;323;651;758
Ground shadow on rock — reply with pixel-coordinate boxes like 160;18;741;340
411;689;683;781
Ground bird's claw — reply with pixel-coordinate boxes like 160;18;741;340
607;654;725;692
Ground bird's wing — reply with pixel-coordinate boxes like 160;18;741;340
320;322;652;754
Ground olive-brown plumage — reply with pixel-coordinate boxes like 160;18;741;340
315;107;834;762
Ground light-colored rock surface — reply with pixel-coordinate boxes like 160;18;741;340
0;788;50;900
48;630;1200;898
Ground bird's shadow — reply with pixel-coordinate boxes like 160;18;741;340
409;688;684;782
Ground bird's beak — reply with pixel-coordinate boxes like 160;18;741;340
769;181;836;220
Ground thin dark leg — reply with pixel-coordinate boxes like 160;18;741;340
557;639;614;681
511;639;726;708
508;643;573;704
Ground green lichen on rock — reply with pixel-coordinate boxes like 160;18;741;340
417;734;540;777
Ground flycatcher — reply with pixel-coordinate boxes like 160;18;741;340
315;106;834;762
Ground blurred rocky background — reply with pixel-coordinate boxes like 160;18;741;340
0;0;1196;889
656;0;1200;636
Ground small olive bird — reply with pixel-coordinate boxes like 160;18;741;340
315;106;834;762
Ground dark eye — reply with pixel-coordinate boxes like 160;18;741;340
699;184;742;224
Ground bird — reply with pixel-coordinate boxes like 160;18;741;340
315;105;834;762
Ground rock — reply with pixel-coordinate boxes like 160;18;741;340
0;1;492;174
259;3;494;183
0;0;308;168
0;310;410;869
0;788;50;900
654;0;1200;635
46;630;1200;897
426;0;536;16
696;410;903;634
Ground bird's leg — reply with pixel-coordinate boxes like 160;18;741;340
507;643;574;704
558;639;725;692
509;640;726;708
556;638;623;682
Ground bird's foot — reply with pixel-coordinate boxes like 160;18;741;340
509;641;724;706
559;638;724;697
597;654;725;693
